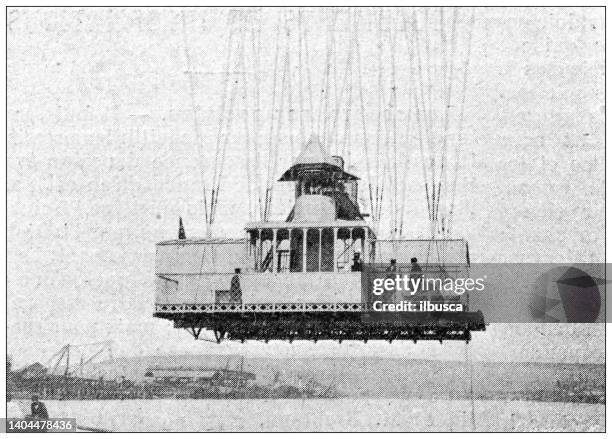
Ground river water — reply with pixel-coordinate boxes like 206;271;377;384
12;398;604;432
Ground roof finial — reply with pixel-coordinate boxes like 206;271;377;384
178;217;186;240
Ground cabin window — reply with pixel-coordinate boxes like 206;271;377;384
260;229;274;272
306;229;320;272
336;228;351;271
321;228;334;272
289;229;304;272
352;228;365;263
248;230;259;270
276;229;290;272
249;226;370;273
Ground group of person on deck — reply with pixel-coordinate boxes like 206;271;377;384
350;253;422;275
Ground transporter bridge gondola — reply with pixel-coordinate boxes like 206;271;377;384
154;138;485;343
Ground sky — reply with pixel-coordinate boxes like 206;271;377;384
7;7;605;367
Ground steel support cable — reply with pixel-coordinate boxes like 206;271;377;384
381;84;393;236
250;10;265;220
436;9;457;230
264;10;283;221
330;10;352;159
412;10;437;236
318;9;338;145
439;8;448;144
423;8;435;150
343;57;354;167
181;11;210;229
398;26;413;238
285;13;296;161
301;9;315;136
442;10;461;238
436;9;448;235
238;14;254;221
448;8;475;235
354;9;375;220
374;8;385;227
378;10;394;235
331;9;354;160
379;107;392;235
297;9;306;144
412;90;433;224
211;11;238;231
317;10;330;139
211;38;241;227
266;29;290;221
329;10;340;154
398;105;412;238
433;8;458;229
389;11;399;239
402;10;431;225
342;8;356;168
423;8;437;227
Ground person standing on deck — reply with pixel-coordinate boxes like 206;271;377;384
351;252;363;272
230;268;242;303
409;257;423;295
385;259;398;301
410;257;422;271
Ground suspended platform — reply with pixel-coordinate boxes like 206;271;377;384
154;303;485;343
154;146;486;344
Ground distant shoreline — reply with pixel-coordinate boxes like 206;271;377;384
79;355;604;404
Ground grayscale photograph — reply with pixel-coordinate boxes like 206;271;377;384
5;5;606;433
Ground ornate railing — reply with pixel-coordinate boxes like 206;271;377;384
155;302;367;313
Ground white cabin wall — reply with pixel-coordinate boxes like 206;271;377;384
241;273;362;303
156;241;248;274
155;272;362;304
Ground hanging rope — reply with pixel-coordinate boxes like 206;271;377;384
373;9;384;229
238;12;254;221
301;9;315;136
182;7;473;241
263;10;283;221
341;8;355;167
401;10;428;234
210;36;240;227
412;9;437;238
330;9;353;158
408;8;473;241
404;9;433;225
180;11;210;230
285;12;296;160
433;8;458;231
208;10;240;234
297;9;306;144
448;8;475;235
423;9;437;231
354;8;375;221
249;10;265;221
329;9;340;153
389;10;399;240
265;10;290;220
398;10;413;237
373;8;390;234
318;9;338;145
